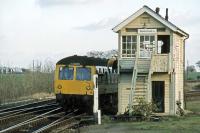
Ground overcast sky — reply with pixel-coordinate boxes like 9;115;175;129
0;0;199;68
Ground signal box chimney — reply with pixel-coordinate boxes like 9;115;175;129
165;8;169;21
155;7;160;14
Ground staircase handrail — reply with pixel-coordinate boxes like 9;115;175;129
129;52;139;112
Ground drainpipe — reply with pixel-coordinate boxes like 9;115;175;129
171;33;177;115
173;68;176;115
183;35;189;109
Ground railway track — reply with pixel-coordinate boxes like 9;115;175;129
0;99;94;133
0;99;56;113
33;112;84;133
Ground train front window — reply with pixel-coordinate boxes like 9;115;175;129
76;67;91;81
59;67;74;80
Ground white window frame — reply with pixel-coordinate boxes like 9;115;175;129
120;29;157;59
139;34;156;58
121;35;137;58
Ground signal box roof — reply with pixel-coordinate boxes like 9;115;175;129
112;5;189;38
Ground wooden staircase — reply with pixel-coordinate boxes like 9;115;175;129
134;74;148;98
130;55;152;106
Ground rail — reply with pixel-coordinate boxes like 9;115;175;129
33;112;83;133
0;108;62;133
0;99;56;113
0;99;94;133
0;102;58;116
0;106;57;127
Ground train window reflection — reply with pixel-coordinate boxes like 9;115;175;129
59;67;74;80
76;68;91;81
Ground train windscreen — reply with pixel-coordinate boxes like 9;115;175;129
59;67;74;80
76;67;91;81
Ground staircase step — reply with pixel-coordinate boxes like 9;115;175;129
137;68;150;70
136;81;147;83
136;76;147;79
133;91;146;95
137;69;150;72
136;87;146;90
131;98;147;104
135;89;146;93
136;83;147;86
137;74;148;77
134;95;146;98
136;79;147;82
135;84;146;87
135;90;146;93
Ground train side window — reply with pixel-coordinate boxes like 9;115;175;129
76;67;91;81
99;68;102;74
59;67;74;80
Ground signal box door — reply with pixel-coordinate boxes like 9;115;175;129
152;81;164;113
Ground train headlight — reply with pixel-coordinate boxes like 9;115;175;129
57;84;62;89
86;86;91;90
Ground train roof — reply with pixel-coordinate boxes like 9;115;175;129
56;55;108;66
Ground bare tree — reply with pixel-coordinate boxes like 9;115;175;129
42;59;55;73
187;65;196;72
196;61;200;69
86;49;118;59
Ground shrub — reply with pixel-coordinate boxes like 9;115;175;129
176;100;184;116
126;97;158;120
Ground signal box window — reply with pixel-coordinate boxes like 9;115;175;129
157;35;170;54
59;67;74;80
122;35;137;57
76;68;91;81
140;35;155;57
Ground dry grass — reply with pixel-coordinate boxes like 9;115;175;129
0;72;54;104
186;100;200;113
